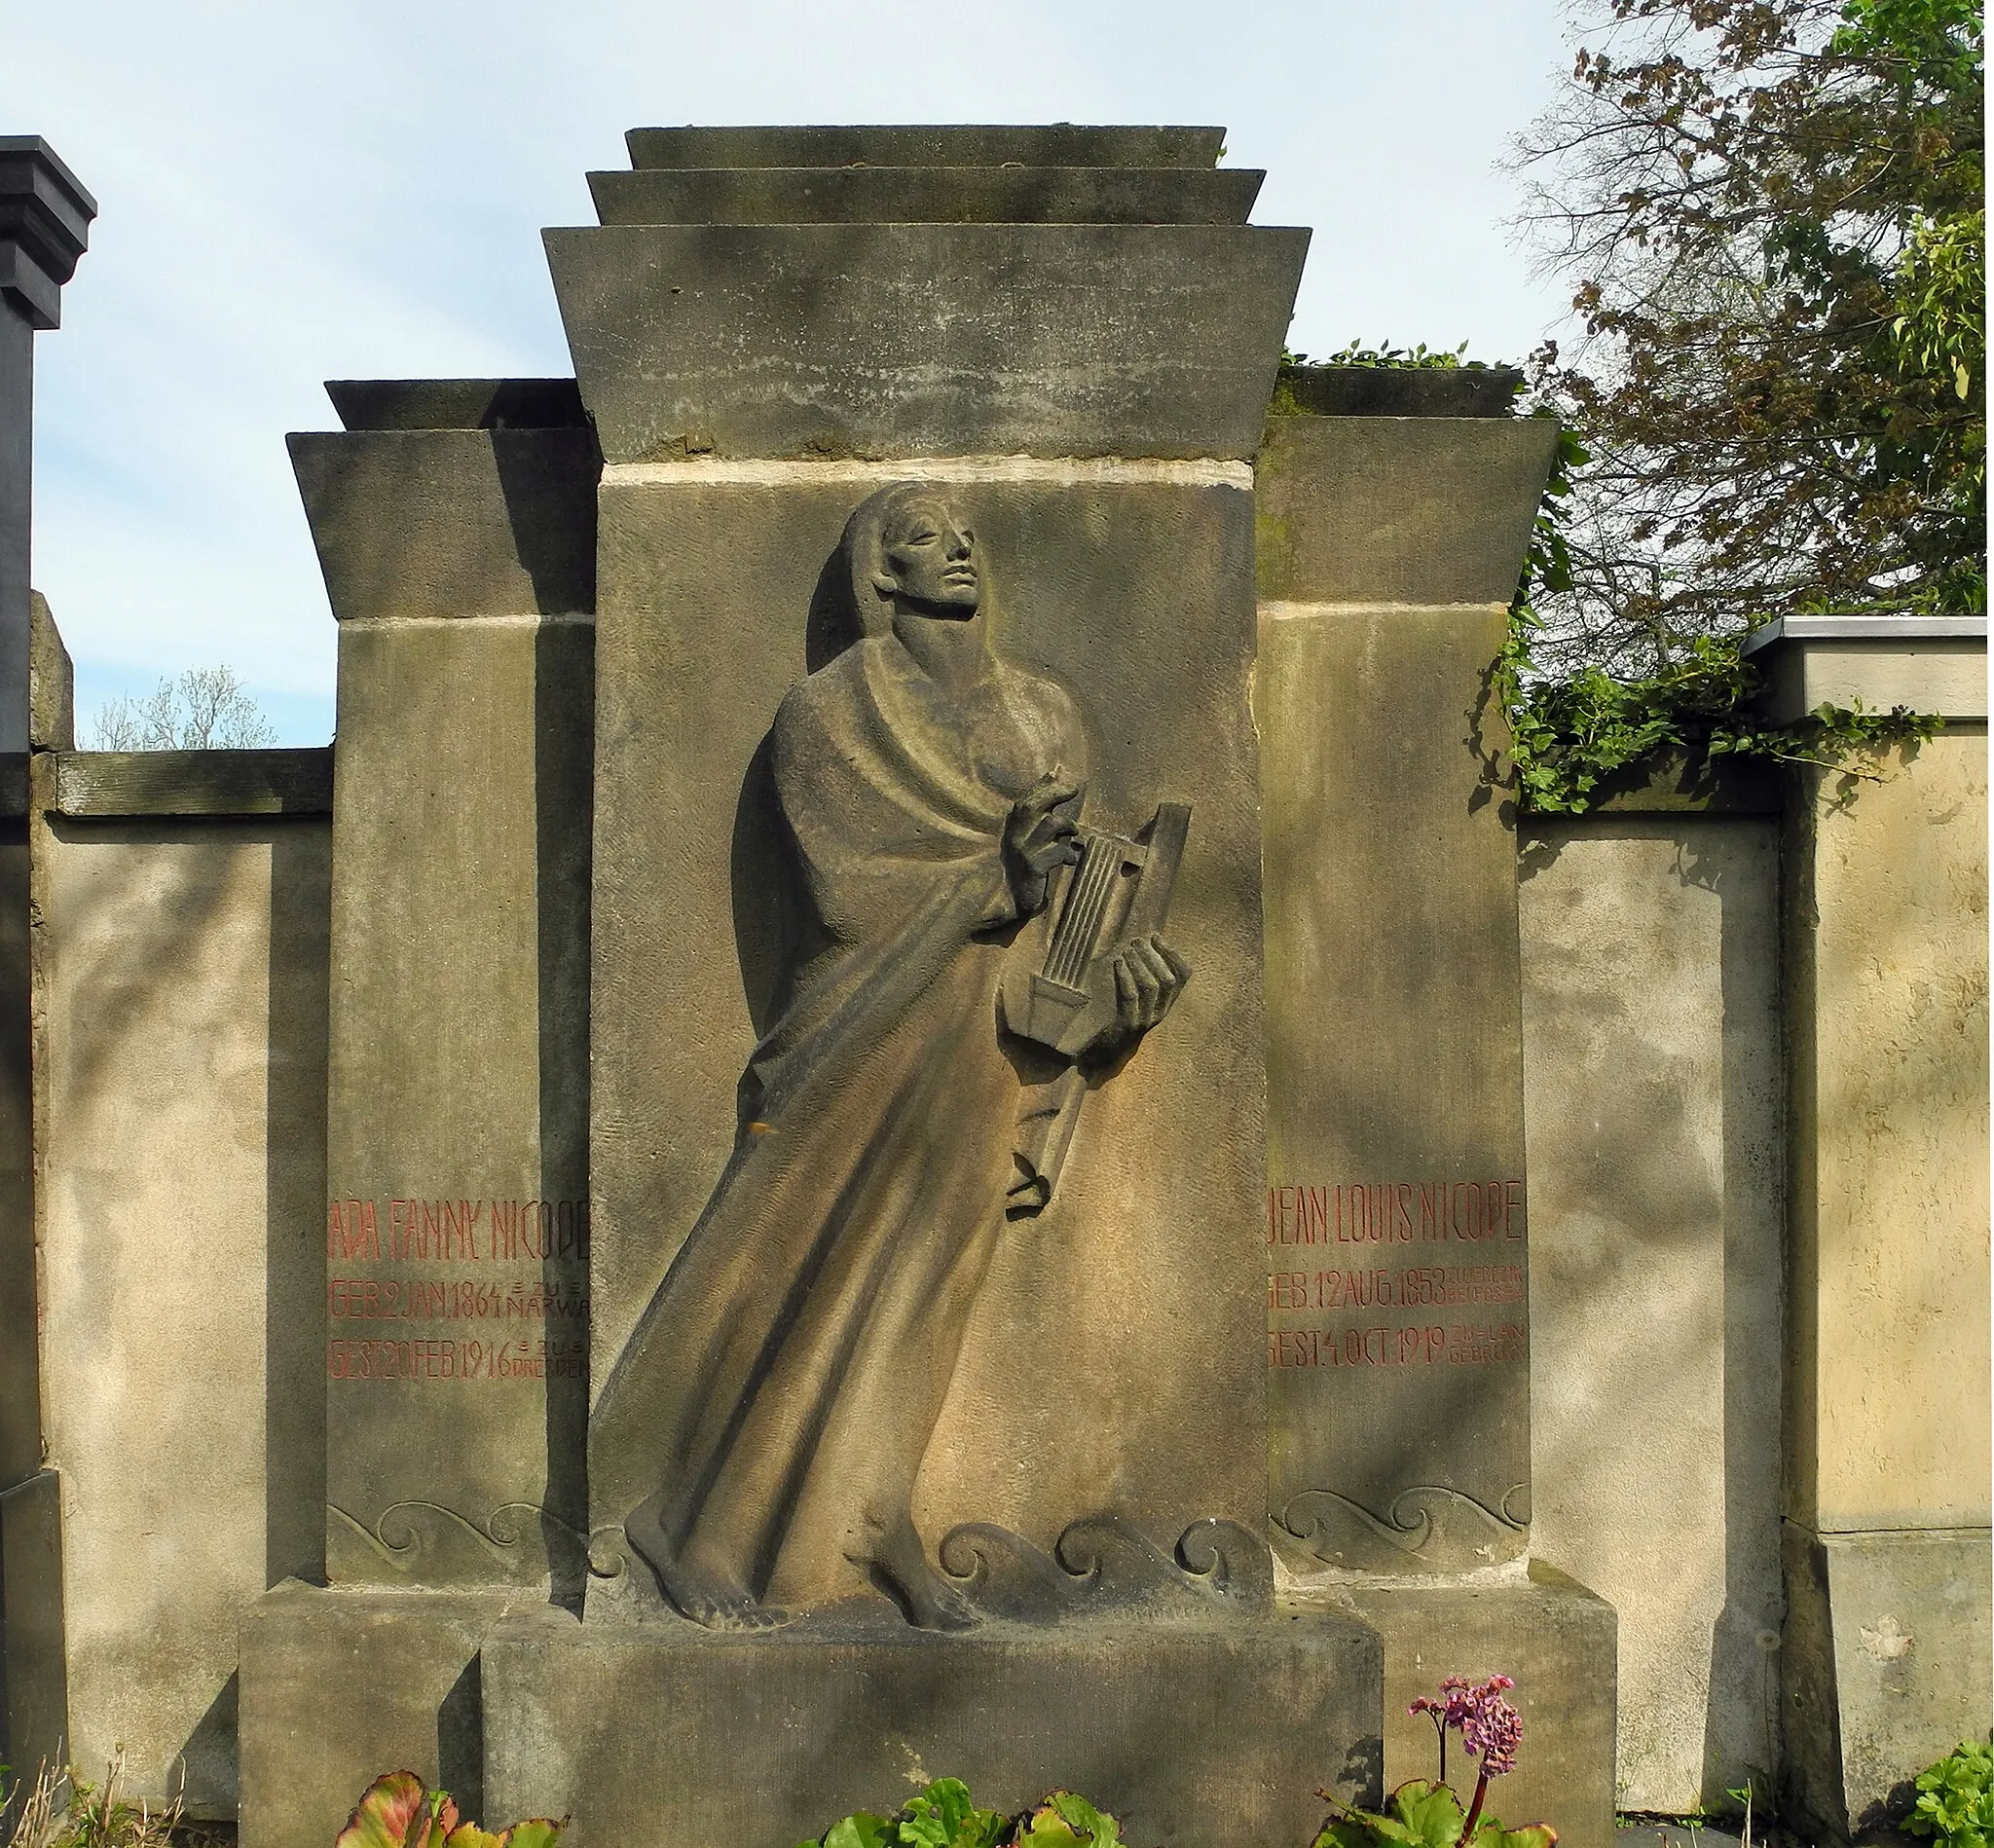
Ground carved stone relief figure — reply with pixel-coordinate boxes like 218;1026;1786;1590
588;483;1192;1630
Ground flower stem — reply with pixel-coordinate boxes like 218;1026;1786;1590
1462;1770;1490;1842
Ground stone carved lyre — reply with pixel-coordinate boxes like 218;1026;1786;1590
1001;802;1192;1214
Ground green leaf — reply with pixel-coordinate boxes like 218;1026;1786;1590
1905;1741;1994;1847
1016;1793;1123;1848
1470;1824;1560;1848
1316;1823;1385;1848
1049;1793;1120;1848
1361;1817;1428;1848
899;1777;1004;1848
1017;1811;1083;1848
925;1782;977;1833
1390;1779;1470;1848
825;1813;894;1848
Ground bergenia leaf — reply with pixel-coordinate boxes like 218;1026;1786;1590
442;1827;504;1848
923;1779;1001;1848
496;1824;566;1848
337;1772;432;1848
1315;1823;1384;1848
1472;1825;1558;1848
1049;1793;1119;1848
825;1813;893;1848
1391;1780;1468;1848
1370;1816;1432;1848
1017;1805;1084;1848
920;1779;975;1835
421;1792;462;1848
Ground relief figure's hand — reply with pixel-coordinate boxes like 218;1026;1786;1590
1003;771;1083;916
1097;934;1191;1053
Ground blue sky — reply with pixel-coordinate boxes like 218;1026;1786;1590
3;0;1575;745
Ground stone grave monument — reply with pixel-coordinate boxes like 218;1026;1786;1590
229;124;1610;1848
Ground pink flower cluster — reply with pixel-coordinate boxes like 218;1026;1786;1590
1409;1674;1523;1778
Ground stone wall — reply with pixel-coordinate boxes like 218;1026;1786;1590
27;751;330;1815
1520;806;1786;1813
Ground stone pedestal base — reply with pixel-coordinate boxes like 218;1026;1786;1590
482;1605;1383;1848
1782;1523;1993;1843
1297;1562;1617;1848
238;1581;546;1848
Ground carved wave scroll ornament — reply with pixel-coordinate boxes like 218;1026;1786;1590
1273;1485;1531;1573
327;1499;587;1596
937;1515;1273;1620
583;1516;1272;1627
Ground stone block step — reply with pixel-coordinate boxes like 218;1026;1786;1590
588;164;1262;225
624;124;1225;169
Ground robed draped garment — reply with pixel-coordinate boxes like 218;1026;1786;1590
590;622;1085;1616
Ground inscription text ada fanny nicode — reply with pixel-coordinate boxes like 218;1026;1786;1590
326;1196;591;1263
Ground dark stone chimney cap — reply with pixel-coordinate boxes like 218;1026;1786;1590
0;136;98;329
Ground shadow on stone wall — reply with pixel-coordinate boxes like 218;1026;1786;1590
266;820;331;1594
535;618;593;1602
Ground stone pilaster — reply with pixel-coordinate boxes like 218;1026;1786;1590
0;133;89;1806
1256;392;1618;1848
288;383;601;1594
1754;615;1991;1841
1257;403;1557;1569
0;138;93;755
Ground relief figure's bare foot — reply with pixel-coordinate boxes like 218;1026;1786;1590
864;1514;982;1632
659;1561;790;1632
899;1567;980;1633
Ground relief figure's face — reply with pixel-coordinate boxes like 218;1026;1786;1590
876;499;980;617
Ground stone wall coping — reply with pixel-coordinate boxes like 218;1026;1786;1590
323;378;590;432
36;748;333;819
1742;613;1988;654
1523;749;1785;819
1743;615;1987;721
588;166;1266;228
545;221;1309;463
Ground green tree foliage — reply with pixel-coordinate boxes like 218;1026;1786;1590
1515;0;1984;679
1501;425;1940;811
